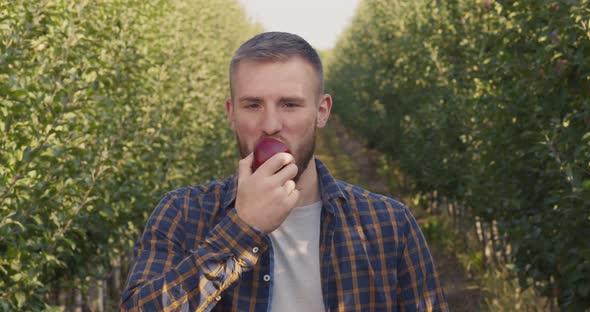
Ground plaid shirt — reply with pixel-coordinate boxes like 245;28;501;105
121;158;448;311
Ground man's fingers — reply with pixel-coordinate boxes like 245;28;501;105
238;153;254;180
286;188;300;207
284;180;296;195
273;163;298;185
256;152;295;176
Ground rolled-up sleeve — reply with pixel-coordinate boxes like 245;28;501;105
121;192;268;311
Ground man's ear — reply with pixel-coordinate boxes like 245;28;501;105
225;98;235;132
316;94;332;128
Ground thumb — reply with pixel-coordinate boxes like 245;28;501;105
238;152;254;180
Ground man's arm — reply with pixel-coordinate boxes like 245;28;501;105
120;192;268;311
396;207;449;311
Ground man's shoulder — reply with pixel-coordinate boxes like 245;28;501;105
333;179;408;214
162;176;234;203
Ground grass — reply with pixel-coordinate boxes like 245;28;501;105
422;215;551;311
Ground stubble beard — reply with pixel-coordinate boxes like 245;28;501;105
236;128;316;184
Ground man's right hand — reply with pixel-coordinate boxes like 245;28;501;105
235;152;300;234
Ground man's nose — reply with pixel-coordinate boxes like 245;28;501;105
260;108;282;135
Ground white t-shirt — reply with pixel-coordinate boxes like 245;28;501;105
269;201;325;312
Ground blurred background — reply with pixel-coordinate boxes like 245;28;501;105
1;0;589;311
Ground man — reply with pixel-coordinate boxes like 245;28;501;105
121;32;448;311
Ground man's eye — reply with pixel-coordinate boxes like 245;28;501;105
245;104;259;109
284;103;299;108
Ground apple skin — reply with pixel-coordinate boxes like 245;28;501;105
252;138;291;171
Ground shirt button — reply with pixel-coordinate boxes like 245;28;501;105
252;246;260;254
263;274;271;282
215;295;222;301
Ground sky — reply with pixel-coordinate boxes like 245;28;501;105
237;0;361;50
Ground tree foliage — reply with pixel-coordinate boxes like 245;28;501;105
327;0;590;309
0;0;257;308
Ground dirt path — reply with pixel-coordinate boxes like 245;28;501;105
316;117;485;311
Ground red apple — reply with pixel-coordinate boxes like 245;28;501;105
252;138;291;171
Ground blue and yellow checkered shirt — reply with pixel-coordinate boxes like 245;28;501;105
121;158;448;311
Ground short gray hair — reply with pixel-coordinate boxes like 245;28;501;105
229;32;324;98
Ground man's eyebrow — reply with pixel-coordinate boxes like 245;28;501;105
237;96;306;103
278;96;305;103
238;96;262;102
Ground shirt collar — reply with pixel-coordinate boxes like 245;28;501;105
221;157;347;213
315;158;347;207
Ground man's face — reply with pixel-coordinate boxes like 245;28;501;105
226;57;331;181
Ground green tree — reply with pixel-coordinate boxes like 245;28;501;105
0;0;258;309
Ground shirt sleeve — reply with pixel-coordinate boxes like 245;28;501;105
120;192;268;311
396;207;449;312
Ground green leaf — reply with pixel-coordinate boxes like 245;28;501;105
22;146;32;162
11;273;23;282
15;291;25;308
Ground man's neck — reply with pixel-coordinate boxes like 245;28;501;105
294;157;321;207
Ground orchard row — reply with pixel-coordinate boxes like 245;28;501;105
0;0;257;309
326;0;590;310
